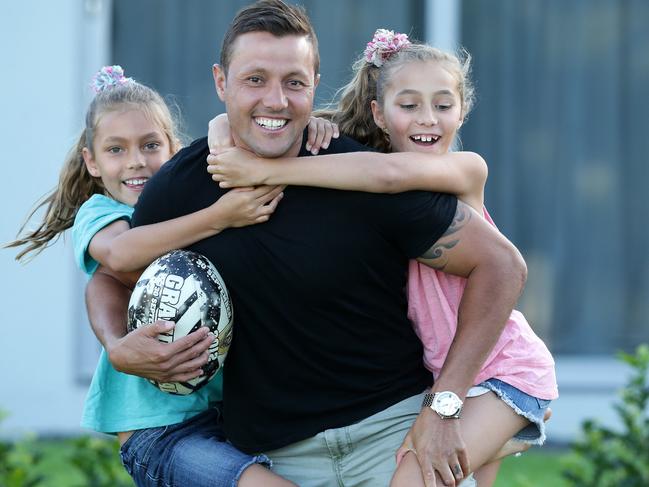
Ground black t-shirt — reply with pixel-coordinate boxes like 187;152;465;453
132;133;457;453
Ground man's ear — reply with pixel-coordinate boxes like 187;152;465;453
212;64;227;102
82;147;101;178
370;100;386;130
314;73;320;89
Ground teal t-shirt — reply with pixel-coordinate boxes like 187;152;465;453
72;194;223;434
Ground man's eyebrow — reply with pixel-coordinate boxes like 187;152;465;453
286;70;310;78
238;66;311;79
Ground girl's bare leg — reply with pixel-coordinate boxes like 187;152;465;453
391;450;425;487
390;392;529;487
486;407;552;462
238;464;298;487
473;460;501;486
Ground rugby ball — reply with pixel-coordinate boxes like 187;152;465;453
127;249;233;395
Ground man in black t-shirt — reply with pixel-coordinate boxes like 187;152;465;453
87;1;527;485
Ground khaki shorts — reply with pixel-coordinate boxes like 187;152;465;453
263;391;425;487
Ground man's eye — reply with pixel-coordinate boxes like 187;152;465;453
248;76;262;84
288;80;306;88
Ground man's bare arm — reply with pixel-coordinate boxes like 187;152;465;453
418;200;526;395
406;200;527;486
86;268;214;382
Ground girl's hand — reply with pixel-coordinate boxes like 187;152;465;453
396;408;470;487
211;185;285;229
208;113;234;154
207;148;269;188
305;116;339;155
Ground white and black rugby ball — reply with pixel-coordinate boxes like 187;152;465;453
127;249;233;395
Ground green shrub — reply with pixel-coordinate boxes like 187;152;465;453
0;411;44;487
562;344;649;486
66;436;133;487
0;413;133;487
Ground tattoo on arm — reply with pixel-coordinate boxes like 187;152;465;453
420;201;472;270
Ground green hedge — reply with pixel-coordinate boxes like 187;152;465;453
562;344;649;486
0;424;133;487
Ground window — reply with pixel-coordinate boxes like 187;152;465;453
460;0;649;354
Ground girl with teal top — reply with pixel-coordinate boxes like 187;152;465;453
8;66;295;486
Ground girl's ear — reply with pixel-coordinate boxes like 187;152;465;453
82;147;101;178
370;100;386;130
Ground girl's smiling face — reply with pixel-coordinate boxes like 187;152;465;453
371;60;464;155
82;108;172;206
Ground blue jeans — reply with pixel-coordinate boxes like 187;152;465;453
119;408;271;487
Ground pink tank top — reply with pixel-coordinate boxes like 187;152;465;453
407;208;558;400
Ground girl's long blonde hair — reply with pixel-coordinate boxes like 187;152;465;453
316;41;475;153
7;78;182;261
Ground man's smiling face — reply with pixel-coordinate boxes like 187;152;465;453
214;31;319;159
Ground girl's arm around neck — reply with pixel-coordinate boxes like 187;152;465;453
210;149;487;211
88;185;284;273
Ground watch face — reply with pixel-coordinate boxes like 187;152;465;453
433;391;462;416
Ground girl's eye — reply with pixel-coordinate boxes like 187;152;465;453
400;104;417;110
143;142;161;151
437;104;452;111
107;147;123;154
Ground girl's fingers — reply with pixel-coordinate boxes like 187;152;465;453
311;122;326;154
306;118;318;152
320;122;334;150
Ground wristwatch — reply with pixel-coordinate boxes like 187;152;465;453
422;391;463;419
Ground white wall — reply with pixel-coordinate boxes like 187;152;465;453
0;0;110;437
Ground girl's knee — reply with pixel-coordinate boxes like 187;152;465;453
390;451;424;487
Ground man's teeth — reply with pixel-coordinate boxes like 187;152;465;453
255;118;287;130
411;135;439;143
124;178;148;186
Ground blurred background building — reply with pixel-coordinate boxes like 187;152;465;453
1;0;647;444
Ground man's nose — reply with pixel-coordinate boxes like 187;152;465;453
263;81;288;111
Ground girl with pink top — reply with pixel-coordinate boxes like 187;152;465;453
207;30;557;487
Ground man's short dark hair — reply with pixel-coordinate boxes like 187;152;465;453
220;0;320;76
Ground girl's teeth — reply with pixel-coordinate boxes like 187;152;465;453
412;135;438;143
125;178;147;186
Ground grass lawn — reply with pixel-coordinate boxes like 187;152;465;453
23;439;568;486
495;448;569;486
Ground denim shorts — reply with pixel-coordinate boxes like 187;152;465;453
475;378;551;445
119;408;271;487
